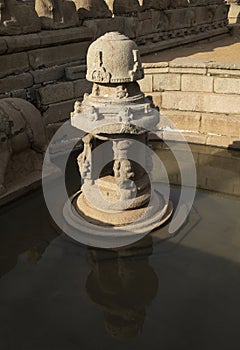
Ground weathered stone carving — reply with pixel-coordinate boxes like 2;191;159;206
156;11;170;32
117;107;133;124
139;0;170;11
73;0;112;20
91;51;111;83
105;0;140;15
115;85;129;99
35;0;79;29
77;134;93;181
86;32;144;83
0;98;47;196
114;158;135;193
65;32;172;240
0;0;41;35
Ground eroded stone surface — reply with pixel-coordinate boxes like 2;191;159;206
35;0;79;29
86;32;144;83
73;0;112;19
0;98;47;197
0;0;41;35
105;0;140;15
67;32;172;233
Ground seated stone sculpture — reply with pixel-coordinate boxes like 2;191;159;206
0;98;47;196
73;0;112;20
105;0;140;15
139;0;170;11
35;0;79;29
0;0;41;35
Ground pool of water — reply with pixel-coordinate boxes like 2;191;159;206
0;144;239;349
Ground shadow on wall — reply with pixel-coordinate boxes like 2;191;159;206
228;140;240;152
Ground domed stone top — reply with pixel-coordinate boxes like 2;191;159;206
86;32;144;84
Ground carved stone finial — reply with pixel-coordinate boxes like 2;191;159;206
86;32;144;84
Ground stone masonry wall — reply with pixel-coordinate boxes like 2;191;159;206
140;59;240;149
0;27;93;136
0;1;231;140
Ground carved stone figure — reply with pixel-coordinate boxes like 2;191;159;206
72;100;82;116
0;98;47;196
139;0;170;11
73;0;112;20
77;134;93;180
115;85;129;99
115;159;136;199
118;107;133;124
105;0;140;15
0;0;41;35
113;157;134;182
156;11;170;32
35;0;79;29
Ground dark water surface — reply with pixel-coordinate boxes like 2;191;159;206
0;144;240;350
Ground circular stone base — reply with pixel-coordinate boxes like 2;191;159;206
76;192;157;226
63;189;173;248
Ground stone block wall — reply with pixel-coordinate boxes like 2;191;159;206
0;1;230;139
84;1;230;53
0;27;93;135
140;59;240;149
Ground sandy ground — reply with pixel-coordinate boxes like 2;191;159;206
142;35;240;63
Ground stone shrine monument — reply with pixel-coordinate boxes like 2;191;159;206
64;32;173;245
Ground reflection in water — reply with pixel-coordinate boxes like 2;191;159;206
0;190;59;278
85;236;158;340
152;142;240;197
